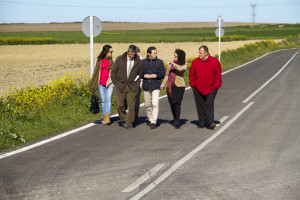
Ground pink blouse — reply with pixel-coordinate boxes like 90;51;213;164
99;59;110;85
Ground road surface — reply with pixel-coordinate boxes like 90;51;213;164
1;48;300;200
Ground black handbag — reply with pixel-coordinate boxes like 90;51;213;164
90;95;100;114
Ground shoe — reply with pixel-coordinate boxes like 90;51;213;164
172;119;175;127
207;123;216;130
197;124;206;128
102;113;111;125
174;120;180;129
147;121;151;127
120;121;125;128
107;113;111;125
126;125;133;130
150;123;156;129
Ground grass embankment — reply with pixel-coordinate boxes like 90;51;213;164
0;36;299;151
0;24;299;44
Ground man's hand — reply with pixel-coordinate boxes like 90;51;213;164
144;74;157;79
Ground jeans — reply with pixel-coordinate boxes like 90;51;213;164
98;84;114;116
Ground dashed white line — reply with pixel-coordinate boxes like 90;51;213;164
129;102;254;200
216;116;229;126
122;164;165;193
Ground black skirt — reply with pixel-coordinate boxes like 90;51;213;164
167;85;185;105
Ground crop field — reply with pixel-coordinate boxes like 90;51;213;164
0;22;298;94
1;40;278;94
0;22;276;32
0;24;299;44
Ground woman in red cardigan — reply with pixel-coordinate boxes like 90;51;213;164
88;45;114;125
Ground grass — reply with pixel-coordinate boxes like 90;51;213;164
0;24;299;44
0;35;299;152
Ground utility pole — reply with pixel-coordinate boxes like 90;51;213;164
251;3;257;23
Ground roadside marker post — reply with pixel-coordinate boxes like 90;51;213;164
82;16;102;76
214;15;226;62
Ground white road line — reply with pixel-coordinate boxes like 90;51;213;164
122;164;166;193
243;50;300;103
129;102;254;200
216;116;229;126
0;113;119;160
222;52;273;76
159;94;167;99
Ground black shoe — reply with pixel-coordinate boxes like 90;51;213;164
207;123;216;130
174;120;180;129
172;119;176;127
120;121;125;128
197;124;206;129
126;125;133;130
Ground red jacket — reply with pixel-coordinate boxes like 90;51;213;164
189;54;222;95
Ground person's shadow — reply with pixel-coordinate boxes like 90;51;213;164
190;120;220;127
167;119;189;127
133;116;148;127
156;118;170;127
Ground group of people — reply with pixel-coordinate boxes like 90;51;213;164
87;44;222;130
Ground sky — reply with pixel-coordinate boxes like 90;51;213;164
0;0;299;24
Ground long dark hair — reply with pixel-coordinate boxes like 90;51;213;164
97;44;112;60
175;49;186;65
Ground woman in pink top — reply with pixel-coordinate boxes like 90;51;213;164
88;45;114;125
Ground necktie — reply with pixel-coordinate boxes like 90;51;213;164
128;60;133;78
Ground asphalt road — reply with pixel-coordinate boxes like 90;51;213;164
1;48;300;200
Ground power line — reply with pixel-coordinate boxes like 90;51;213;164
1;0;299;9
0;0;255;9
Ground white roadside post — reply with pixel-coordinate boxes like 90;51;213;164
218;16;221;61
82;16;102;76
214;15;226;62
90;16;94;76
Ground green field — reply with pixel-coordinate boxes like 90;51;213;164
0;24;299;44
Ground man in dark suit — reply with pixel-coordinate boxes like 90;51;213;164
111;45;143;130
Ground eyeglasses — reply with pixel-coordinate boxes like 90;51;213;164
174;55;178;58
109;51;113;53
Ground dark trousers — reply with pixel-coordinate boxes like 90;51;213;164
192;87;218;126
114;85;138;126
134;86;142;121
167;85;185;121
167;93;181;121
170;104;181;121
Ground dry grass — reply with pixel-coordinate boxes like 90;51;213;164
0;40;281;95
0;22;275;32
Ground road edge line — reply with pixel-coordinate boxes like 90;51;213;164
242;50;300;103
